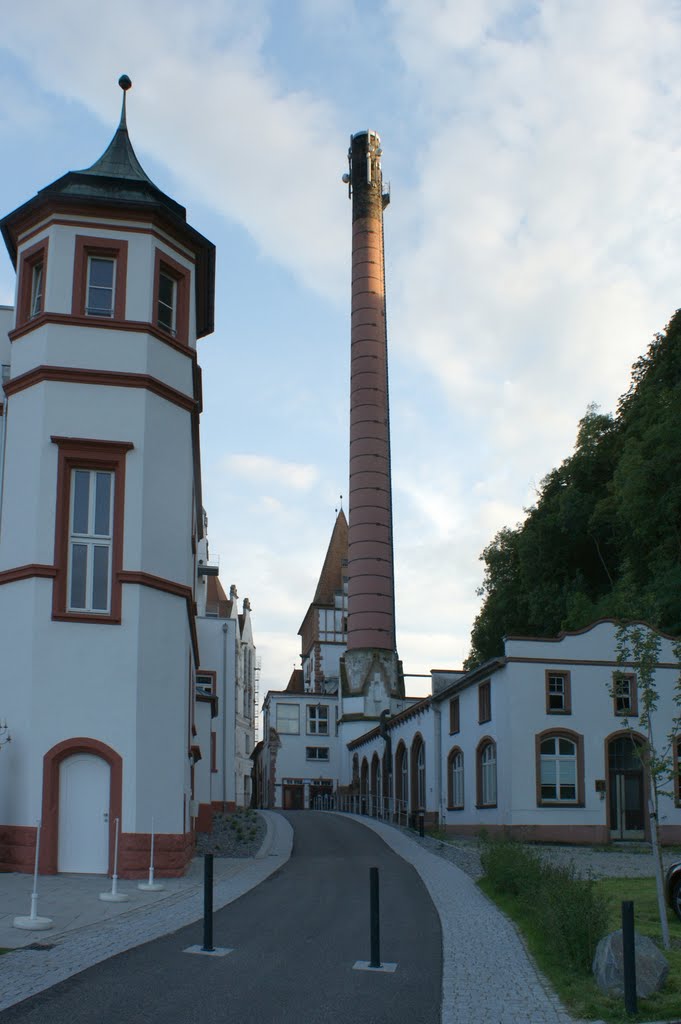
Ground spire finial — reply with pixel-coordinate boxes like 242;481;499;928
118;75;132;130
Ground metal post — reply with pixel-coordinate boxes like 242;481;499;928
622;900;637;1016
202;853;214;952
418;811;425;837
369;866;381;968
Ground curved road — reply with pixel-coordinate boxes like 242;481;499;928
3;812;442;1024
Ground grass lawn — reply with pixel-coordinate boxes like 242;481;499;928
479;874;681;1023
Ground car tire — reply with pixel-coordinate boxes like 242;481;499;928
672;877;681;923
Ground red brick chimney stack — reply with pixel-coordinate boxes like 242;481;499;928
342;131;404;704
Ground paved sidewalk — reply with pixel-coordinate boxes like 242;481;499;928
336;813;577;1024
0;810;292;1011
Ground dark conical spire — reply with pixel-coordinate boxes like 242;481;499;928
78;75;156;186
23;74;185;219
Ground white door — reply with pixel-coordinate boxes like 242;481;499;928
58;753;110;873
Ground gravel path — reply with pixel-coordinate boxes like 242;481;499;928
399;830;679;881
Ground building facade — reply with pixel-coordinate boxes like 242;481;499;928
0;80;254;877
340;620;681;844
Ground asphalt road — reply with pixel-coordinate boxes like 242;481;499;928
2;812;442;1024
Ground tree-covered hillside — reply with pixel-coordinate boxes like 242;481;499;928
466;310;681;668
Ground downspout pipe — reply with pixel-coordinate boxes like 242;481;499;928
222;622;229;809
433;702;442;826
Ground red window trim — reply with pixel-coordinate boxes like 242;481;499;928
17;237;49;327
153;248;190;345
478;680;491;724
449;695;460;734
72;235;128;323
196;669;217;696
612;672;638;717
535;728;585;808
51;436;133;624
545;669;572;715
447;746;464;810
475;736;497;808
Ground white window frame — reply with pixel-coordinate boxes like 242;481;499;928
67;468;114;613
306;704;329;736
305;747;329;761
548;674;566;711
157;269;177;334
400;749;408;804
30;262;44;318
275;703;300;735
540;736;578;803
614;676;633;714
196;673;214;697
416;742;426;809
480;742;497;807
86;255;116;317
449;750;464;808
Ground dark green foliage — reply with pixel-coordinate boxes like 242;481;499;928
467;310;681;666
480;837;610;973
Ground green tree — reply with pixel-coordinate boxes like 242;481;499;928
467;310;681;666
615;622;681;950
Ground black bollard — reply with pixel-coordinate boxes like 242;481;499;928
202;853;214;952
418;811;425;838
622;900;637;1016
369;866;381;968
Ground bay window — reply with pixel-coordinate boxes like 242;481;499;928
51;436;133;623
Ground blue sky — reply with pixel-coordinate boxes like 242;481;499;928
2;1;681;700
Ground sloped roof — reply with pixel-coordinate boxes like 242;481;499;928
206;575;233;619
285;669;304;693
312;509;348;606
0;79;215;338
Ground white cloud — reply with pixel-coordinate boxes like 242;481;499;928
224;453;319;490
0;1;347;300
4;0;681;687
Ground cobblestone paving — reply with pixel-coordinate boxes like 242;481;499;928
344;816;580;1024
0;811;293;1013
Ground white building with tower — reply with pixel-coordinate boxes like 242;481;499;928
0;78;254;879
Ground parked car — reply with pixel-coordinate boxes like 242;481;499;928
666;862;681;922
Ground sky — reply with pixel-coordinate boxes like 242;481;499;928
2;1;681;703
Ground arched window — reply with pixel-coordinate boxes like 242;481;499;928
535;729;584;807
447;748;464;809
382;746;391;799
540;736;577;802
411;735;426;811
370;753;381;814
360;757;368;796
352;753;359;789
477;739;497;808
395;742;407;807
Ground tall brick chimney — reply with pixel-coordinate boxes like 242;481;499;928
342;131;404;708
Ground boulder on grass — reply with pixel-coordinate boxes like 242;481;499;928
593;929;668;999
